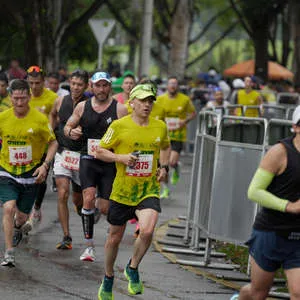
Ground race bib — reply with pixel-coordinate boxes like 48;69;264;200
165;117;180;130
88;139;101;156
61;150;80;171
126;154;153;177
9;145;32;166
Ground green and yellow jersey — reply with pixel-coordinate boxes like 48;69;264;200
100;115;170;206
237;89;261;117
30;88;57;116
0;108;55;175
156;92;195;141
0;94;11;112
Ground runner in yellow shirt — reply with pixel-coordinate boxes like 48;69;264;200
156;76;196;198
0;79;57;267
25;65;58;229
236;76;263;117
96;83;170;299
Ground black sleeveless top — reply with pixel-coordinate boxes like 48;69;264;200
55;94;87;152
79;98;118;154
253;136;300;232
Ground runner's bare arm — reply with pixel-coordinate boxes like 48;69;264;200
49;96;63;130
117;102;129;119
64;102;84;140
96;147;137;167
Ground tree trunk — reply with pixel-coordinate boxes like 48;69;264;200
253;25;269;82
281;6;291;67
290;0;300;85
168;0;192;80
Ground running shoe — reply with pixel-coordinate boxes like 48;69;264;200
29;207;42;226
230;293;239;300
94;208;101;224
80;246;96;262
1;249;15;267
56;235;72;250
170;168;180;185
160;187;170;199
98;276;114;300
124;262;144;295
12;228;23;247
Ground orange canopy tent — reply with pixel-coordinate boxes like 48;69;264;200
223;59;294;80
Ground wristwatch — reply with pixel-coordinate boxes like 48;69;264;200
160;165;169;173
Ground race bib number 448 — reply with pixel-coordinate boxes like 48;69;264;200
9;145;32;166
126;154;153;177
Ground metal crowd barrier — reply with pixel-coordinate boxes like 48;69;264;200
261;104;287;120
286;106;296;120
176;114;295;273
276;92;300;106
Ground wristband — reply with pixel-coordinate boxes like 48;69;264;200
160;165;169;173
42;162;49;170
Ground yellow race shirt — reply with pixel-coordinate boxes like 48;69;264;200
156;92;195;141
0;95;11;112
237;89;260;117
0;108;56;175
100;115;170;206
125;101;166;121
30;88;57;116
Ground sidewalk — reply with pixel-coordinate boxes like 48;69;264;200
0;155;236;299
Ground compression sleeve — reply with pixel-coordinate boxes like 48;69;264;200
247;168;288;212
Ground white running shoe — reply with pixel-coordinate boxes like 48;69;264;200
29;207;42;225
1;249;15;267
80;246;96;262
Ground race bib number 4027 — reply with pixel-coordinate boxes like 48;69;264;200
126;154;153;177
9;145;32;166
61;150;80;171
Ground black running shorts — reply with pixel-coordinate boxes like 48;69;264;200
79;157;116;200
107;197;161;226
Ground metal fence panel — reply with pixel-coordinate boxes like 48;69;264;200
208;142;260;243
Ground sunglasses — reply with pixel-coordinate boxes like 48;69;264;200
27;66;44;74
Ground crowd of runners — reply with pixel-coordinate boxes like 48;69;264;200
0;62;196;300
1;59;300;300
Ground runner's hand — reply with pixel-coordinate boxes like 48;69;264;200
286;199;300;214
33;165;47;184
69;126;82;140
117;153;139;167
157;167;168;182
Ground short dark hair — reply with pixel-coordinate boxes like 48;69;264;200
9;79;30;95
47;72;60;80
124;74;135;81
168;76;178;82
70;69;89;84
0;72;8;85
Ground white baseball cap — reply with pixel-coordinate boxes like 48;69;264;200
292;105;300;125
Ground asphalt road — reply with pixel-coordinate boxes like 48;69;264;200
0;155;234;300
